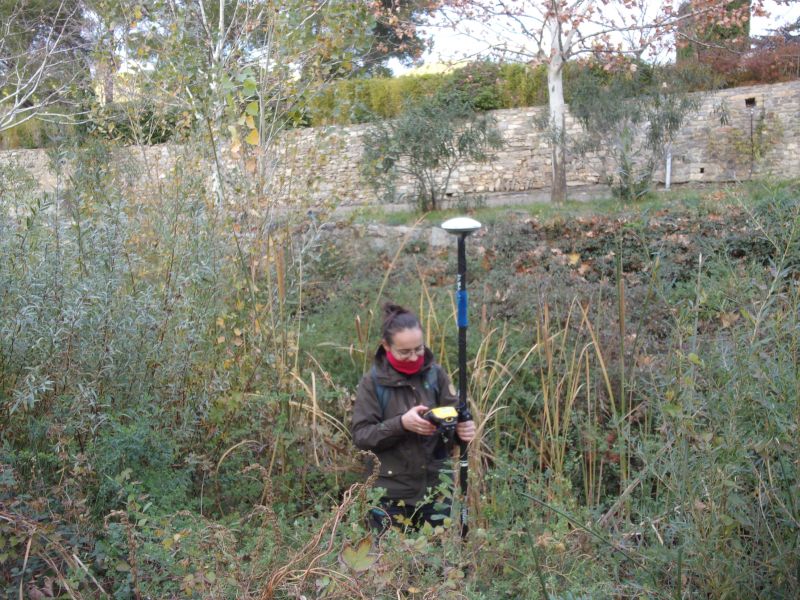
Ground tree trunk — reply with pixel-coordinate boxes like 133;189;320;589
103;60;115;105
547;20;568;204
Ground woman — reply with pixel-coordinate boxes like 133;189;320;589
351;302;476;532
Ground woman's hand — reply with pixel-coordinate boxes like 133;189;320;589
456;420;476;443
401;405;436;436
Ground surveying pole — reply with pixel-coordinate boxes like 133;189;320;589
441;216;481;539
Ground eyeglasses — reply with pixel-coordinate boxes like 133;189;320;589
390;344;425;359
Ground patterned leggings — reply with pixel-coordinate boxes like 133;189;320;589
368;497;452;534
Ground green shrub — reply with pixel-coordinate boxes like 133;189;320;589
304;73;442;125
444;61;549;111
89;414;193;516
0;118;77;149
81;102;188;144
444;61;505;110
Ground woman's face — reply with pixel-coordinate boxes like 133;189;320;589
383;326;425;361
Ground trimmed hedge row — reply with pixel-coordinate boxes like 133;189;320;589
303;62;550;125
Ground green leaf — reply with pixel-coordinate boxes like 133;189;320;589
245;101;259;116
404;535;429;553
116;468;132;484
740;307;756;325
242;78;257;95
340;535;378;572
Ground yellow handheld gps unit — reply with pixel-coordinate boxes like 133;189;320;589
424;406;458;429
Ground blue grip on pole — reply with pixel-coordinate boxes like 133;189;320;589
457;290;468;327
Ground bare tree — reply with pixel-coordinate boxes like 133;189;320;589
0;0;91;132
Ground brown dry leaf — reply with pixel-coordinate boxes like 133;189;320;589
666;233;691;247
494;289;510;302
636;355;655;367
43;577;55;597
481;248;495;271
533;245;548;259
720;312;740;328
577;262;592;276
514;262;531;275
25;586;48;600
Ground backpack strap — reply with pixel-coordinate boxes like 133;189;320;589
370;365;390;419
371;364;440;421
422;365;440;400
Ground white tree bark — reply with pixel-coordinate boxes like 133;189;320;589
547;39;567;202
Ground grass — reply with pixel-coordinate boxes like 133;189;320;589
344;182;755;229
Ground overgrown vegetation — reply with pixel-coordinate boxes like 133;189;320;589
2;1;798;596
2;142;798;597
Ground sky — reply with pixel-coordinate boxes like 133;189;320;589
390;0;800;75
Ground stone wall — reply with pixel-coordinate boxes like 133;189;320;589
273;80;799;205
1;80;797;206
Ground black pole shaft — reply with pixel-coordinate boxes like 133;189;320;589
456;233;469;539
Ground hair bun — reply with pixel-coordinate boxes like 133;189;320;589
382;302;406;320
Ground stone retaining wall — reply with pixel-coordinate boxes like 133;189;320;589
1;80;797;206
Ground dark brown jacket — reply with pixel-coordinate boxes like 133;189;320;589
351;346;458;505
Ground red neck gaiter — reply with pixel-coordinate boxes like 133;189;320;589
386;352;424;375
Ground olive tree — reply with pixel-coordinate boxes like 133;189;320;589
569;62;701;202
362;92;504;212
